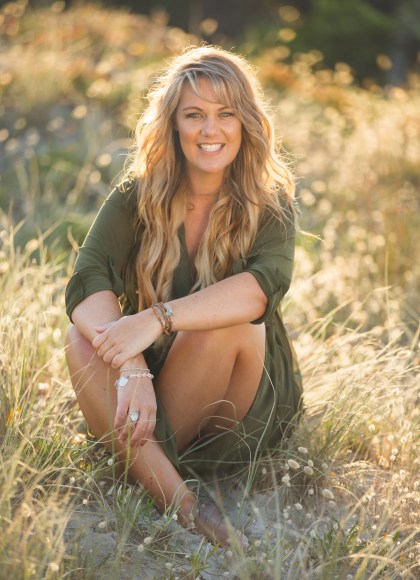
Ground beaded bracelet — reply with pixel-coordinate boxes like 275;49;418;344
119;367;150;374
114;372;154;389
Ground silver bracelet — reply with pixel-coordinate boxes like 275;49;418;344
119;367;150;373
114;372;154;389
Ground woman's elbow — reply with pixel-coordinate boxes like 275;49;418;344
253;292;268;320
247;277;268;320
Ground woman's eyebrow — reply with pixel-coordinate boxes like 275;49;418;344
180;105;232;111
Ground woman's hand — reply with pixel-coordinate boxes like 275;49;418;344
92;309;162;369
114;375;157;447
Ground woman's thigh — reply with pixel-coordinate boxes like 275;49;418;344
154;323;266;451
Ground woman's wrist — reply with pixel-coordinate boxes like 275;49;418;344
141;307;165;339
123;351;148;368
150;302;174;335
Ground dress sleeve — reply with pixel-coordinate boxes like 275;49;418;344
232;204;296;325
65;183;137;321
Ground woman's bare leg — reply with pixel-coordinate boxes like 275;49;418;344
65;322;265;548
65;326;197;522
155;323;265;547
155;323;266;451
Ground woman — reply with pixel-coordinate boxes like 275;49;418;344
65;46;302;548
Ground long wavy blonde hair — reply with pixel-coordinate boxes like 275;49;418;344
123;45;296;312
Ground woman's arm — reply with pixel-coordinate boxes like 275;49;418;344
71;290;123;342
70;290;159;447
168;271;267;330
65;183;137;324
92;271;267;369
91;205;295;369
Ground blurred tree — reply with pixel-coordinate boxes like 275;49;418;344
287;0;420;83
386;0;420;85
19;0;420;83
289;0;394;79
90;0;276;40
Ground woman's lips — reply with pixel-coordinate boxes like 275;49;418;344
198;143;224;152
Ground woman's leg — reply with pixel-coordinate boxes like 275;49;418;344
65;325;196;519
155;323;266;452
154;323;265;546
65;323;265;548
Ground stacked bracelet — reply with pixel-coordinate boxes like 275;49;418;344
114;372;154;389
119;367;150;373
151;302;174;335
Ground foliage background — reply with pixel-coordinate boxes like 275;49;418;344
54;0;420;85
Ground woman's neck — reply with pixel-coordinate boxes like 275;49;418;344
187;171;223;199
186;192;217;213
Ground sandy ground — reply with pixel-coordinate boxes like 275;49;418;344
65;474;299;578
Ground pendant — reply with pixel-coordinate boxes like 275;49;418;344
117;376;129;387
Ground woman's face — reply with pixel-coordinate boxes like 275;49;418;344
174;78;242;185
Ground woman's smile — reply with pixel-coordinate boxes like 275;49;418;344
197;143;225;153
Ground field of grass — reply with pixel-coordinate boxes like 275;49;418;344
0;2;419;579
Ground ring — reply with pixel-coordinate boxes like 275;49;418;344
128;410;140;423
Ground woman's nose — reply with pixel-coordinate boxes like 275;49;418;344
201;116;218;136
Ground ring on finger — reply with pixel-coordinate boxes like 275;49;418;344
128;410;140;423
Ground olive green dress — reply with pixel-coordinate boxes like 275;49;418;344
66;183;303;475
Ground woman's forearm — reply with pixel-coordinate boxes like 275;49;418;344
167;272;267;331
71;290;150;370
71;290;123;342
90;272;266;368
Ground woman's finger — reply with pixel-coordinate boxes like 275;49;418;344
129;415;145;447
94;335;128;364
132;411;149;445
141;412;156;446
95;338;124;362
119;407;141;443
92;332;108;349
110;351;134;370
102;346;121;364
94;321;115;333
118;415;131;443
114;395;130;432
115;380;156;445
124;412;143;446
127;406;156;447
96;342;113;360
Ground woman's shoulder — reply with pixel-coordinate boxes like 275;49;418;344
257;192;298;236
109;178;138;212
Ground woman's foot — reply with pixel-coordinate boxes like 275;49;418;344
183;503;248;552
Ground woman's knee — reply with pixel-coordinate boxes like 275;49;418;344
65;324;95;369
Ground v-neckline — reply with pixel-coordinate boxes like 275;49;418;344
178;223;194;287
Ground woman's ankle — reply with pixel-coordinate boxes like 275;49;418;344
176;494;198;529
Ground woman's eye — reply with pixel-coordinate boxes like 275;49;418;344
185;111;234;119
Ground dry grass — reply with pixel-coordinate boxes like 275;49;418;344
0;2;419;579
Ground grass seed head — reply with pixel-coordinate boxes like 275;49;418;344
322;489;335;500
288;459;300;470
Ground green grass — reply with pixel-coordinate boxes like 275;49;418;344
0;2;419;578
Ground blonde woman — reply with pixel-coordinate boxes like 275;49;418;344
65;46;302;548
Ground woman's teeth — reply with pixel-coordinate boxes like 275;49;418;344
199;144;223;152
